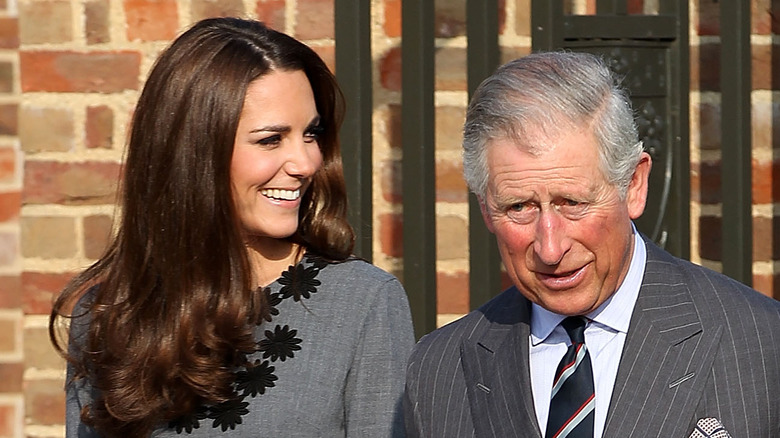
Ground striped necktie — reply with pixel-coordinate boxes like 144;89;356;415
545;316;595;438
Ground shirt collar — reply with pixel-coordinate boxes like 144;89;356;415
530;225;646;345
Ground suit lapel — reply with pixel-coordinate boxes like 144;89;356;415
460;288;541;438
603;241;723;437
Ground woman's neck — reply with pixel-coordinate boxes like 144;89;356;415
245;237;303;288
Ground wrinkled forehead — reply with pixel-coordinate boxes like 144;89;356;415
491;116;591;157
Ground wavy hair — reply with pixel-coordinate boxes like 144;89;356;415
462;51;643;200
49;17;353;437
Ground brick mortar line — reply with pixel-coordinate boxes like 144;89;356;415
74;207;86;259
0;220;19;230
24;424;65;438
504;0;518;37
373;255;401;273
21;92;139;107
697;204;780;217
22;313;49;327
0;308;23;318
21;204;116;216
285;0;297;36
434;90;467;106
0;181;22;192
690;200;701;262
437;259;469;272
435;202;467;216
21;152;124;162
436;151;464;162
754;261;780;274
499;34;532;48
437;313;465;328
435;36;467;48
752;148;774;162
699;150;722;161
22;258;93;272
22;368;66;381
0;265;21;276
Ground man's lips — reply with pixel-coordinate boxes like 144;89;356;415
535;265;587;290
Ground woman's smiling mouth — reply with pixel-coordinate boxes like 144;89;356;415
261;188;301;201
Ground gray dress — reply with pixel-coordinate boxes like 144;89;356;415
66;254;415;437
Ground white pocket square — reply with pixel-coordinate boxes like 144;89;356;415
689;418;732;438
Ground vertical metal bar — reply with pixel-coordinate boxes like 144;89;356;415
532;0;564;51
720;0;752;285
659;0;691;260
335;0;373;261
402;0;437;338
466;0;502;310
596;0;627;14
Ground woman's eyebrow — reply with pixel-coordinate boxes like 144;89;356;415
249;124;291;134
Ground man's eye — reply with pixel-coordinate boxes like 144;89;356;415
559;199;589;217
506;202;537;224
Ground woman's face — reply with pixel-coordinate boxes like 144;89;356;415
230;69;323;242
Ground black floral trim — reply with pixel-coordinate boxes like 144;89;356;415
258;324;302;361
236;359;277;397
208;398;250;431
278;264;321;301
170;252;327;434
260;287;282;323
169;405;208;433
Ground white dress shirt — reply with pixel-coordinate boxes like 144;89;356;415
529;230;646;438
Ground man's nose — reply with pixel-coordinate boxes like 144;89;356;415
533;208;571;266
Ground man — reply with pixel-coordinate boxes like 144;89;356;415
404;51;780;438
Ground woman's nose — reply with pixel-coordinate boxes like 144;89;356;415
285;140;321;178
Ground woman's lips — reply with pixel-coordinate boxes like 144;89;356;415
260;188;301;200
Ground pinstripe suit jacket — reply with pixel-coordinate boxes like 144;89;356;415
404;239;780;437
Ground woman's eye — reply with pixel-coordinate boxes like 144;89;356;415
304;125;325;143
257;135;282;146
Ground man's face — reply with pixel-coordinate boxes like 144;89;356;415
480;127;651;316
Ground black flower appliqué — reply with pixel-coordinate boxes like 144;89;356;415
170;405;208;434
236;359;278;397
278;264;321;301
305;253;329;270
208;398;250;432
171;252;329;435
259;288;283;323
258;324;302;361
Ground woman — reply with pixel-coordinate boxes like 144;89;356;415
49;17;414;437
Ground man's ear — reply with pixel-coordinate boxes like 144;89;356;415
626;151;652;220
478;196;496;234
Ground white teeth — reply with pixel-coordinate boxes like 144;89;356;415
261;188;300;200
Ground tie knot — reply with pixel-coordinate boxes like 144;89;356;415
560;316;587;344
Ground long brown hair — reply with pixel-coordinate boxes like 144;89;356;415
49;17;354;436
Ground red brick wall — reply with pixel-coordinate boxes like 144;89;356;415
0;0;777;436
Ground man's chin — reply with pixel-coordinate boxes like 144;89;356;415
530;288;604;316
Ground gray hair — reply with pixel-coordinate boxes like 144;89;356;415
462;51;643;200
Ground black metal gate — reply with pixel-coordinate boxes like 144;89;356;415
334;0;754;338
532;1;691;259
